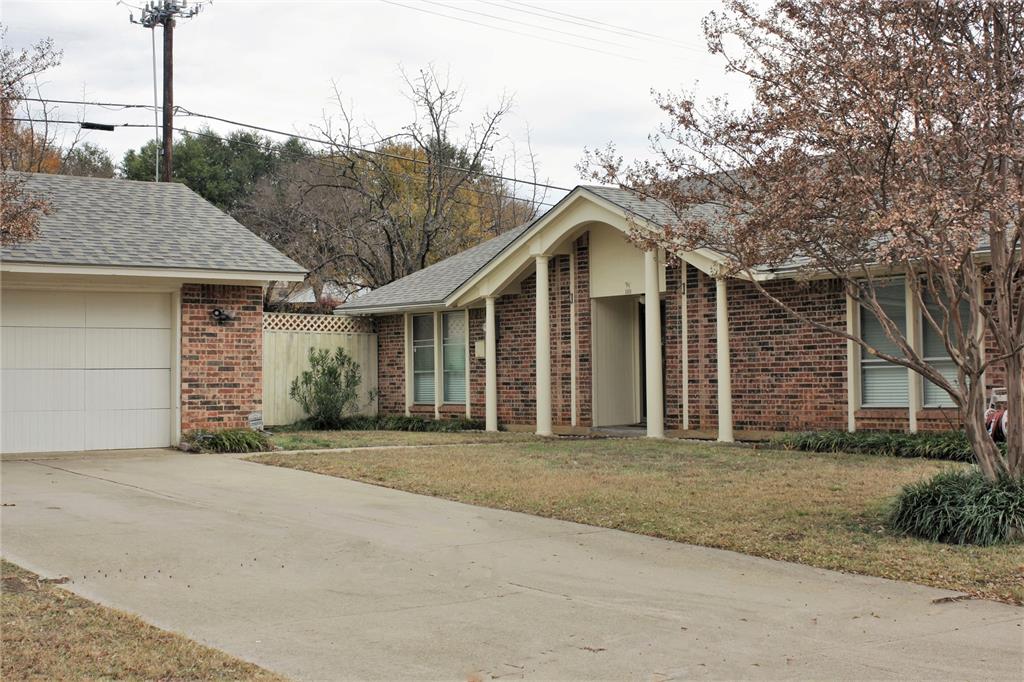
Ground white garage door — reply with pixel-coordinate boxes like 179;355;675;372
1;290;173;453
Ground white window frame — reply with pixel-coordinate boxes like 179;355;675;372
858;280;910;409
411;313;435;405
441;311;468;405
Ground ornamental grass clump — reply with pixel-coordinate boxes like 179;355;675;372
183;428;271;454
888;469;1024;546
772;431;974;462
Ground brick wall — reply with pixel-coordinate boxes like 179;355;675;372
370;227;1004;436
376;315;405;415
180;284;263;431
376;235;592;429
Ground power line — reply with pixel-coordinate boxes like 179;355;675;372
12;97;574;197
483;0;702;52
172;123;562;209
11;96;157;110
176;106;574;194
418;0;637;51
378;0;642;62
506;0;702;52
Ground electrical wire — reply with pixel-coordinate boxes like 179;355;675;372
175;106;574;194
505;0;701;51
419;0;637;51
9;97;574;196
378;0;643;62
11;96;157;110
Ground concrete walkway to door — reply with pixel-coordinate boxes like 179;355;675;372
1;449;1021;681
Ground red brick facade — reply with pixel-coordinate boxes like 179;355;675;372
180;284;263;431
372;228;1003;436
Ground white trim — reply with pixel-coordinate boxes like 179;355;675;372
403;313;412;417
681;268;689;431
464;308;471;418
644;249;664;438
846;292;859;432
569;250;578;427
905;276;921;433
485;296;498;431
716;277;734;443
433;311;442;420
535;255;553;436
171;287;182;445
1;261;304;283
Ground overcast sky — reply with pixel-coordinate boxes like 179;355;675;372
4;0;748;203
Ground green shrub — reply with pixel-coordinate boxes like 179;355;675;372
289;347;363;429
888;469;1024;545
772;430;974;462
182;428;271;453
288;414;485;432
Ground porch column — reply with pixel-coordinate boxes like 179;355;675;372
644;249;664;438
485;296;498;432
535;255;553;436
716;276;734;442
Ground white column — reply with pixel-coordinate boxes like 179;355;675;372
403;313;413;417
716;276;734;443
680;272;689;431
905;277;920;433
485;296;498;432
569;251;578;428
433;311;442;420
535;255;553;436
644;249;664;438
846;293;859;432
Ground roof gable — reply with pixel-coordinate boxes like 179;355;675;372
1;172;305;275
339;222;534;312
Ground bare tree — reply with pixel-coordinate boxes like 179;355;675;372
240;67;541;305
585;0;1022;479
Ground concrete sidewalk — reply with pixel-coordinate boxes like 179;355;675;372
1;449;1021;681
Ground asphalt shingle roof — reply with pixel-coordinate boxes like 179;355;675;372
338;185;694;313
340;222;534;312
1;172;306;275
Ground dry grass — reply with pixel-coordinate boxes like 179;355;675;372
1;560;284;682
250;438;1024;604
269;429;539;451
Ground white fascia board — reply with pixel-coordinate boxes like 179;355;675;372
0;261;306;283
334;301;451;316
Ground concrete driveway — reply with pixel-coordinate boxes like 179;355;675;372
1;450;1021;681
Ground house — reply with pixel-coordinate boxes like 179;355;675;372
1;172;306;453
340;185;1005;440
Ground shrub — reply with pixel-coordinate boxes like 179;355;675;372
772;430;974;462
287;414;486;432
182;428;271;453
289;347;363;429
888;469;1024;545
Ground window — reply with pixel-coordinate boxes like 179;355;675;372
412;314;434;403
860;282;908;407
442;312;467;403
921;293;971;408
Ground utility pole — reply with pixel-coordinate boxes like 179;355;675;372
128;1;209;182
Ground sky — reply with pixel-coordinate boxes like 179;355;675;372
3;0;749;203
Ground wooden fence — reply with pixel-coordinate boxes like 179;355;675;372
262;313;377;426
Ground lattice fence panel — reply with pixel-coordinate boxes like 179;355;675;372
263;312;374;334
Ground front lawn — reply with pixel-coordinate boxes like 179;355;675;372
250;438;1024;604
1;561;283;681
269;429;538;451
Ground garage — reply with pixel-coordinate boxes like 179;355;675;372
1;289;174;453
1;173;306;454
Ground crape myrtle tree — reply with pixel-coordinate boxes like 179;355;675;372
584;0;1022;480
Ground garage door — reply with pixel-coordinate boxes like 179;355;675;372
1;290;173;453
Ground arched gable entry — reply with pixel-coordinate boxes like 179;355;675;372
447;187;736;442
